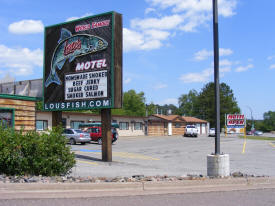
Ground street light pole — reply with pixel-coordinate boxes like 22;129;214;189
213;0;220;155
207;0;230;177
246;106;254;130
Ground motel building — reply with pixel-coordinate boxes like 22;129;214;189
0;79;208;137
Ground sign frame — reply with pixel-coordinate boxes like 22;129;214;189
43;11;122;111
226;114;246;128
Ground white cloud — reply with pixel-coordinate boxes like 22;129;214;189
220;48;233;56
220;67;231;73
194;49;212;61
267;55;275;61
66;13;93;22
180;68;213;83
220;59;232;67
123;28;145;52
8;20;44;34
124;77;132;84
147;0;237;17
131;14;183;30
144;29;170;40
123;0;237;52
0;44;43;76
123;28;170;51
122;0;237;52
194;48;233;61
145;8;156;15
235;64;254;72
154;83;168;89
270;64;275;70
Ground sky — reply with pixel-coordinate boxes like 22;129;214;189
0;0;274;120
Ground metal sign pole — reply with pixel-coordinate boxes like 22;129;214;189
213;0;220;155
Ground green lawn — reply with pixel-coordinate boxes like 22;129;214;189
239;135;275;141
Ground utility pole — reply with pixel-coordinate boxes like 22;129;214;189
213;0;220;155
246;106;254;130
207;0;230;177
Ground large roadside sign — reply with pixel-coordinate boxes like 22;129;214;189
43;11;122;111
226;114;245;128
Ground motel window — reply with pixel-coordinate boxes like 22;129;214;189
70;121;84;129
36;120;48;131
62;118;67;128
0;109;13;128
134;122;143;130
175;123;181;128
119;122;129;130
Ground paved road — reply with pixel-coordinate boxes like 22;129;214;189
69;134;275;177
1;188;274;206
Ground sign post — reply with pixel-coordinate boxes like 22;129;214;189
43;11;122;162
101;109;112;161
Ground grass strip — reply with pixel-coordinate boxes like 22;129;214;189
239;135;275;141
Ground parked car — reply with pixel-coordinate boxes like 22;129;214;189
62;128;91;145
85;126;118;144
208;128;216;137
254;130;263;136
246;130;253;135
184;125;198;137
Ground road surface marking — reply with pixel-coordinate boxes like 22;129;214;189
242;137;247;154
113;152;160;160
75;150;159;160
269;142;275;148
77;160;98;165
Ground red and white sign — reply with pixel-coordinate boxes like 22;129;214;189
226;114;245;126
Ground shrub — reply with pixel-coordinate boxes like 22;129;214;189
0;126;75;176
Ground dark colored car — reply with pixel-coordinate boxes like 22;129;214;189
246;130;253;135
62;128;91;145
85;126;118;144
254;130;263;136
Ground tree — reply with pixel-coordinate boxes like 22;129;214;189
146;102;157;116
197;82;240;128
178;89;199;116
112;90;146;116
262;111;275;131
178;82;240;128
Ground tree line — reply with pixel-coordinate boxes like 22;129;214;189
113;82;241;129
246;111;275;132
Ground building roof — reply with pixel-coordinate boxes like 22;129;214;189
182;116;208;123
150;114;208;123
152;114;180;121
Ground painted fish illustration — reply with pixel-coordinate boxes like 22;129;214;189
45;28;108;87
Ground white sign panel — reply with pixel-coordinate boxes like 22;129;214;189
65;70;107;100
226;114;245;127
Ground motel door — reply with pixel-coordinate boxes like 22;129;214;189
196;124;201;134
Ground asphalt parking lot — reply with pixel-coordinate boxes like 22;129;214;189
70;134;275;177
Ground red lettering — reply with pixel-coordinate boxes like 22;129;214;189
91;20;110;29
75;24;91;32
64;39;81;56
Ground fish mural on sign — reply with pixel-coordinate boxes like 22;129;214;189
45;28;108;87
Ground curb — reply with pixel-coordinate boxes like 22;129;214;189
0;177;275;199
